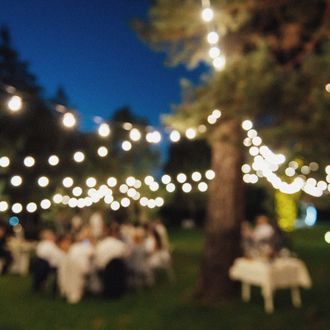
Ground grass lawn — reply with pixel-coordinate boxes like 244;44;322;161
0;225;330;330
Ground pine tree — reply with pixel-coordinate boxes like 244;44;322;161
135;0;330;301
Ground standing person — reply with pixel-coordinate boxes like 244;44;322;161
89;210;104;240
0;223;13;275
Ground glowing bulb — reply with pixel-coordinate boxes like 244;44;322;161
166;183;176;192
129;128;141;141
146;131;162;143
241;164;251;173
207;115;217;125
170;130;181;142
182;183;192;193
119;184;129;194
38;176;49;187
161;174;171;184
24;156;35;167
8;95;22;112
86;177;97;188
72;186;83;197
209;47;220;59
53;194;63;204
26;202;37;213
48;155;59;166
122;141;132;151
121;197;130;208
192;171;202;182
126;176;136;186
107;177;117;187
0;201;9;212
0;156;10;168
12;203;23;214
201;7;214;22
73;151;85;163
177;173;187;183
207;31;219;44
97;146;108;157
150;182;159;192
198;182;208;192
205;169;215;180
111;201;120;211
144;176;154;185
185;128;196;140
285;168;295;177
63;177;74;188
11;175;22;187
155;197;164;207
98;123;110;137
62;112;76;128
325;84;330;93
325;231;330;244
213;55;226;70
40;199;51;210
242;120;253;130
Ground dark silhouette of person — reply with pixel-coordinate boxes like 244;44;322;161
0;223;13;274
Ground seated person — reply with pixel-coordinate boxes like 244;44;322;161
95;224;128;298
33;229;63;292
127;227;154;288
58;227;94;304
0;223;13;275
253;215;275;258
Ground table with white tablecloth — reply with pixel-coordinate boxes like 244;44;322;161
229;257;312;313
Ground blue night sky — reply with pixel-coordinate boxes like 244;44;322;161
0;0;206;130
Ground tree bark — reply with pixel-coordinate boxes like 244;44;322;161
196;118;245;302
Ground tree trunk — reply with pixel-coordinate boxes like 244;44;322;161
196;118;245;302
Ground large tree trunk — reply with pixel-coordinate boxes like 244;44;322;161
196;118;245;302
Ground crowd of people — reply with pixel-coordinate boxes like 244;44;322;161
23;218;172;304
33;220;172;303
241;215;290;259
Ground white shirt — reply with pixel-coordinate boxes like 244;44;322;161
36;240;64;268
95;237;127;269
67;241;95;274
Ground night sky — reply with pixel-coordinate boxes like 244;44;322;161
0;0;206;130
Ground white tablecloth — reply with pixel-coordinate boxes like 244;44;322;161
229;257;312;313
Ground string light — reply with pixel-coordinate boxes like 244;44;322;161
0;156;10;168
23;156;35;167
38;176;49;187
98;123;110;137
122;140;132;151
62;112;76;128
97;146;108;157
73;151;85;163
7;95;22;112
10;175;23;187
48;155;59;166
169;130;181;142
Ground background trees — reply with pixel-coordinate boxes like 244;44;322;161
135;0;330;301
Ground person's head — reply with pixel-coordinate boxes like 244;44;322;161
40;229;56;242
256;215;270;226
57;234;72;252
109;223;120;238
133;227;145;245
76;226;92;242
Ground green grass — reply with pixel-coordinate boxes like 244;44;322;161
0;225;330;330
